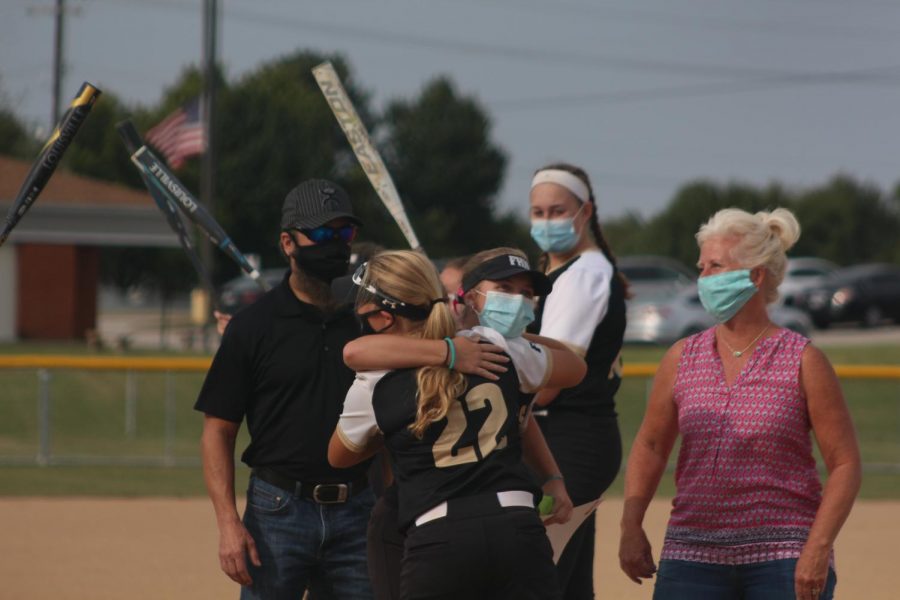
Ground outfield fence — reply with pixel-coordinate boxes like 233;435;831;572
0;355;898;471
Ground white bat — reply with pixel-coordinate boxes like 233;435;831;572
312;62;423;253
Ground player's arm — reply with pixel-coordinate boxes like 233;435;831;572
328;373;385;468
501;332;585;395
200;415;260;586
520;333;586;390
343;333;509;380
328;431;384;468
520;412;572;525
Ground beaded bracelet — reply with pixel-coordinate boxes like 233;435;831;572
443;336;456;370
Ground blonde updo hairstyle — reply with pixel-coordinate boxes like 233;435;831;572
356;250;466;439
695;208;801;304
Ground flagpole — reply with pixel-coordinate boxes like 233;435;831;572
201;0;218;331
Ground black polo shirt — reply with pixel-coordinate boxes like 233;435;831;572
194;272;368;483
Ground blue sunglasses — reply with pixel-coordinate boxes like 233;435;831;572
300;224;358;244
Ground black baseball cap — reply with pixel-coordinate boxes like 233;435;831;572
281;179;362;230
461;254;552;296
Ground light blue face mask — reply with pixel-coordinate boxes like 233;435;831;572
475;290;535;338
697;269;758;323
530;204;584;253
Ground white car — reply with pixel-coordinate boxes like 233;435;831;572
626;286;814;345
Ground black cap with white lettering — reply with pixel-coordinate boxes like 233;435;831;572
461;254;552;296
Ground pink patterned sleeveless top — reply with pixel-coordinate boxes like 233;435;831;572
660;327;823;565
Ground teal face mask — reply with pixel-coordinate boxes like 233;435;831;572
697;269;758;323
475;290;535;338
530;205;584;253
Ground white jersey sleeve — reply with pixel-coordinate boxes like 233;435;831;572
539;251;613;356
335;370;388;453
464;326;552;394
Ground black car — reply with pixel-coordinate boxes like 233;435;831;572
796;263;900;328
218;267;361;314
218;268;285;314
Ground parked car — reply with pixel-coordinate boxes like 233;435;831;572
625;286;813;345
779;257;838;308
218;268;285;314
618;255;696;300
793;263;900;328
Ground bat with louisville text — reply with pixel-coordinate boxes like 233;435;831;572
312;62;423;253
1;82;101;247
115;120;270;291
116;121;221;310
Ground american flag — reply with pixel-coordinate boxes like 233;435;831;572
146;98;206;169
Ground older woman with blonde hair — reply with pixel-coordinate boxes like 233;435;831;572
619;208;861;600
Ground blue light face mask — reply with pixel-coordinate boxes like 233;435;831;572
697;269;758;323
530;204;584;253
475;290;535;339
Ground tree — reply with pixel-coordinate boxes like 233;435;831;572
792;175;900;265
213;52;396;276
637;180;791;267
381;77;509;257
60;90;149;189
602;211;648;259
0;78;40;159
0;107;37;159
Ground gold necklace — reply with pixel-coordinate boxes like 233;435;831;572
718;325;770;358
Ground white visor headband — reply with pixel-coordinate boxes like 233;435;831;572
531;169;590;203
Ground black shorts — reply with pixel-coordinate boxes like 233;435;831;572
400;498;559;600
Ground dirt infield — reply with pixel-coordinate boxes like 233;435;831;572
1;497;893;599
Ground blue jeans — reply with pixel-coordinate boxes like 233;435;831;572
240;475;375;600
654;559;837;600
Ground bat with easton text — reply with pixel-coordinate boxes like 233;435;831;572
312;62;423;253
116;120;221;310
1;82;101;247
115;120;270;292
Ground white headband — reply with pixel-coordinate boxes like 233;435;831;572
530;169;590;203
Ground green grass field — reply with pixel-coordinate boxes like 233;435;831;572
0;341;897;497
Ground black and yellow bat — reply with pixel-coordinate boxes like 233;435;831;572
0;82;101;247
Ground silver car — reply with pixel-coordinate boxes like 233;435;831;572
625;286;813;345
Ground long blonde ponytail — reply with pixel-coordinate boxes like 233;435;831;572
357;250;467;439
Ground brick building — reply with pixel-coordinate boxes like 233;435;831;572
0;155;178;341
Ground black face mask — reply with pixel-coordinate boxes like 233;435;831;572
291;239;351;283
355;309;394;335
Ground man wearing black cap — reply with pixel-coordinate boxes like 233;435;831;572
195;179;375;599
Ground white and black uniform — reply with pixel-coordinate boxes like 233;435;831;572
337;328;560;600
529;249;626;599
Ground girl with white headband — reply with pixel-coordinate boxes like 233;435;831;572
528;162;629;599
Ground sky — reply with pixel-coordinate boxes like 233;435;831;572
3;0;900;222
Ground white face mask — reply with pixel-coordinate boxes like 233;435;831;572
530;204;585;253
474;290;536;338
